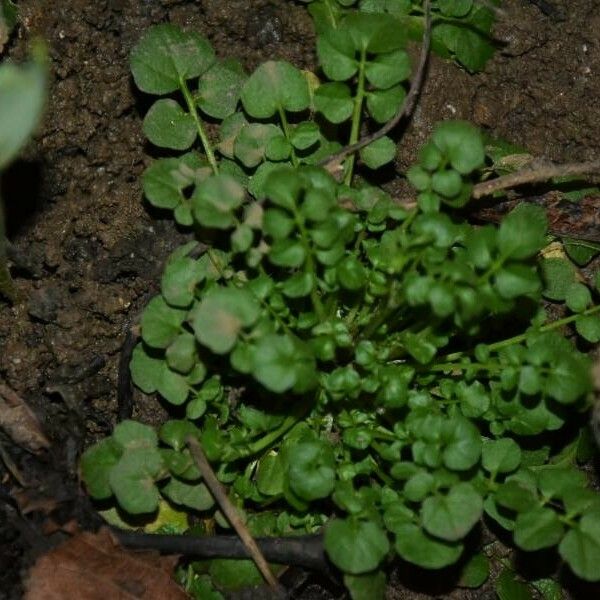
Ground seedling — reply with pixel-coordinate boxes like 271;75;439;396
81;4;600;598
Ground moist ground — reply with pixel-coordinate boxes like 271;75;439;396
1;1;599;598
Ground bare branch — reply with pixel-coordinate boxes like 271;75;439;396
472;160;600;199
186;436;283;592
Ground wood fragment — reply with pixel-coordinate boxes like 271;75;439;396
472;160;600;199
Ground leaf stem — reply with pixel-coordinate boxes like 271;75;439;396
180;77;219;175
439;303;600;364
344;47;367;186
277;107;299;168
292;207;326;321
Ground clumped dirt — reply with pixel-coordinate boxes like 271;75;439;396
1;0;599;598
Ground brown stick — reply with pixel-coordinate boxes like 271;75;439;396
318;0;432;172
186;436;282;592
472;160;600;199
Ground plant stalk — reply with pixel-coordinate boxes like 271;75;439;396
344;48;367;186
180;78;219;175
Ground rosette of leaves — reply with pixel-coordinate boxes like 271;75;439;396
82;120;600;594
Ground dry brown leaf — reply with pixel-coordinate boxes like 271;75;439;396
0;383;50;453
24;528;189;600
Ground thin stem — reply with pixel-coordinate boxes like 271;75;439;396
344;47;367;186
440;304;600;363
292;207;326;321
277;107;299;168
180;77;219;175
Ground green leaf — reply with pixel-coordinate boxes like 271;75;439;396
459;553;489;588
80;439;122;499
160;419;200;451
314;82;354;123
198;58;246;119
166;331;197;374
545;352;591;404
256;453;285;496
344;571;386;600
431;169;463;198
482;438;521;474
234;123;281;168
142;152;209;219
565;283;592;313
290;121;320;150
218;111;247;158
337;255;367;290
576;314;600;343
192;173;245;229
494;264;540;299
251;334;315;393
498;203;547;260
0;59;46;170
432;120;484;175
365;49;410;89
421;483;483;542
142;99;196;150
324;519;390;574
541;258;576;300
359;136;396;169
514;507;564;551
140;296;187;349
403;331;437;364
443;418;482;471
495;480;538;513
317;28;358;81
191;286;260;354
161;255;205;307
241;60;310;119
162;479;215;511
439;0;473;17
282;271;314;298
209;559;263;591
559;511;600;581
109;448;163;514
269;239;307;268
344;12;406;53
287;440;335;501
496;569;534;600
394;523;463;569
366;85;405;123
263;208;295;239
130;24;215;94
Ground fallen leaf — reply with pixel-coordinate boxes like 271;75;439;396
24;528;188;600
0;383;50;453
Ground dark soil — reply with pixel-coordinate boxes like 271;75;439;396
1;0;599;598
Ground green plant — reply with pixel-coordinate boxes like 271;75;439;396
81;8;600;598
303;0;497;72
0;44;46;301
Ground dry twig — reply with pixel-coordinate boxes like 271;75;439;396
186;435;282;592
472;160;600;199
318;0;432;173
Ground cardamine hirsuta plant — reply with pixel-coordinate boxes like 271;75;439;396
81;3;600;597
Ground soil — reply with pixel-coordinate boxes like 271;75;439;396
1;0;599;598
